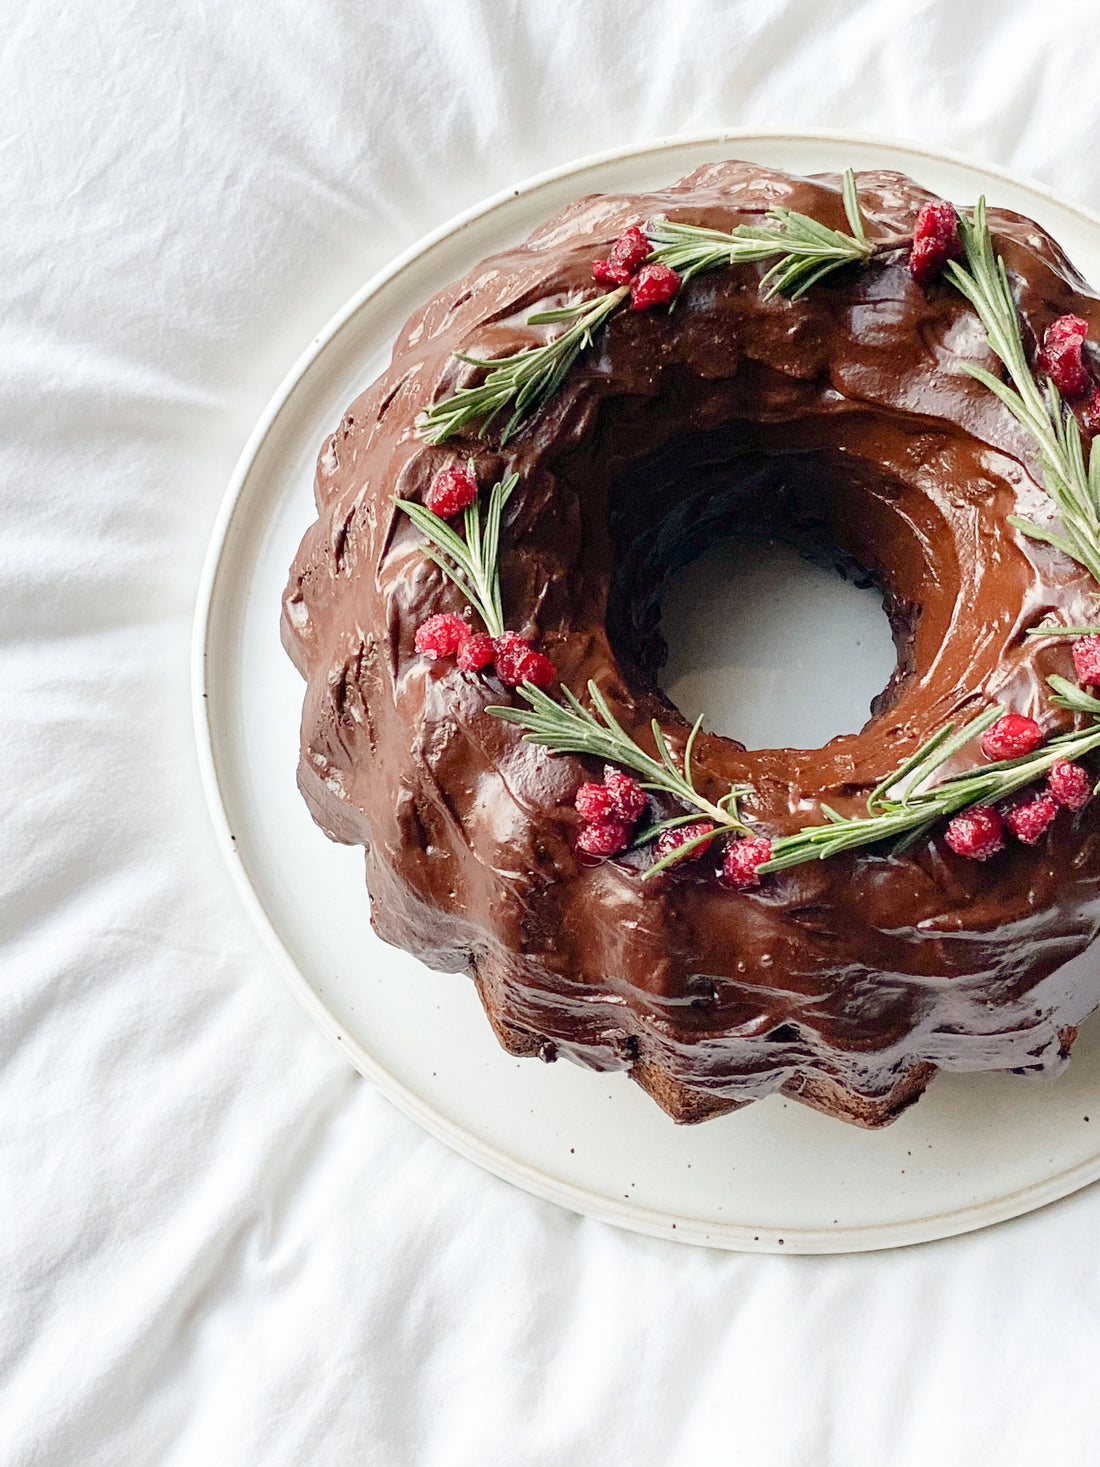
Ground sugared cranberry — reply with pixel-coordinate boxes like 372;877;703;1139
426;464;478;519
908;200;962;285
493;632;530;684
1038;314;1091;398
980;713;1044;761
1046;313;1090;346
604;769;648;822
654;820;716;867
575;782;615;821
493;630;526;663
576;819;634;858
721;835;773;890
456;631;496;672
610;225;651;276
514;647;556;689
944;805;1004;860
1072;635;1100;685
1084;387;1100;436
908;237;941;286
493;631;556;689
591;225;652;286
1048;759;1092;810
414;613;468;659
1005;795;1058;845
629;262;681;311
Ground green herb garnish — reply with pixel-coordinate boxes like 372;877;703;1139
417;287;628;446
762;693;1100;871
646;167;875;297
946;199;1100;586
393;471;519;637
487;679;754;877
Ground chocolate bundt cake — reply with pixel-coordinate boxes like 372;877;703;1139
282;160;1100;1128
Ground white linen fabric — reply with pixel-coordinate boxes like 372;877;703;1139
5;1;1100;1462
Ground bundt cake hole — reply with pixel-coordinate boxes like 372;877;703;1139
656;535;897;750
597;420;948;753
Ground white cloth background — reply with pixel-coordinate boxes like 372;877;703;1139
5;1;1100;1462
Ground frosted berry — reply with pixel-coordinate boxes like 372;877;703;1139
1046;313;1088;345
1038;314;1091;398
610;225;651;277
493;632;556;689
592;225;651;286
456;631;496;672
604;769;648;822
980;713;1044;761
654;820;716;867
414;613;468;659
1048;759;1091;811
1084;387;1100;436
576;818;634;858
1005;795;1058;845
426;464;478;519
630;262;681;311
908;200;962;285
721;835;773;890
513;647;556;689
575;782;615;821
944;805;1004;860
493;631;532;685
1072;635;1100;684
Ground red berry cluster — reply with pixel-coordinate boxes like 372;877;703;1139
414;617;555;688
592;224;681;311
574;768;649;857
908;200;963;286
573;768;775;891
943;711;1091;859
412;465;557;689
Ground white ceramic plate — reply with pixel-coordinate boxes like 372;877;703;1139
194;128;1100;1253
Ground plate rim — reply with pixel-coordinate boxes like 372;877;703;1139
192;126;1100;1253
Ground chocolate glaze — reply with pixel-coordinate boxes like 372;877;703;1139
282;162;1100;1127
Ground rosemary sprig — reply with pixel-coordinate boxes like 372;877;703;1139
1047;674;1100;715
393;471;519;637
486;679;753;869
1026;622;1100;637
945;199;1100;586
761;693;1100;872
646;167;875;298
417;286;628;446
418;170;876;445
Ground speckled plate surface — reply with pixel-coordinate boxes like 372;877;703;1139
193;129;1100;1252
